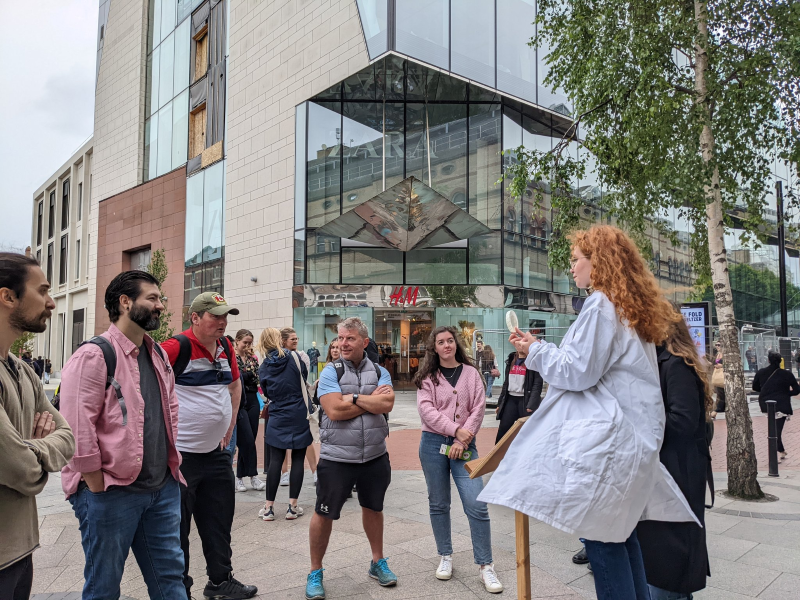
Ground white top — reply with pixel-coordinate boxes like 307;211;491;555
478;291;699;542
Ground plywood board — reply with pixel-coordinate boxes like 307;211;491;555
464;416;529;478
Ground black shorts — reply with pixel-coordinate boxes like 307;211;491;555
315;453;391;520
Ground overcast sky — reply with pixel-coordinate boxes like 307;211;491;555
0;0;96;251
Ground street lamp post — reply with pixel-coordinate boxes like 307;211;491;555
777;180;788;337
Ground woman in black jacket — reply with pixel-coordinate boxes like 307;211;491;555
753;351;798;462
494;349;543;443
636;316;712;600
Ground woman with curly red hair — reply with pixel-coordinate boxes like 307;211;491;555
479;225;699;600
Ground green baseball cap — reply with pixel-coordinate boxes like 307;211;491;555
189;292;240;316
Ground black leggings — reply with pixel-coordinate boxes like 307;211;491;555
236;392;261;478
777;417;787;453
266;445;306;501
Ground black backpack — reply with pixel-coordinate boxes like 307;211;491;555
55;336;167;425
169;334;234;378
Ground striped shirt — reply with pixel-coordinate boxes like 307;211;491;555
162;328;240;453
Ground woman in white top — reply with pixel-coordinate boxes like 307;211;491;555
479;225;698;600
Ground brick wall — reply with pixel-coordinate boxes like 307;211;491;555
94;169;186;335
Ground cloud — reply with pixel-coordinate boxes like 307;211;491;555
32;67;96;137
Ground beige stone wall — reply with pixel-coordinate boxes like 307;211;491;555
224;0;369;332
87;0;149;336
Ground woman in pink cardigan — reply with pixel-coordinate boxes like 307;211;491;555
414;326;503;593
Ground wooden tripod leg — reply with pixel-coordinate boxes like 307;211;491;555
515;510;531;600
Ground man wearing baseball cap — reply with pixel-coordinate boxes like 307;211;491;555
162;292;257;599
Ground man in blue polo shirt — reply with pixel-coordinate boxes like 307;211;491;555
305;317;395;600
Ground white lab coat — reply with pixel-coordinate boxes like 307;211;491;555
478;291;699;542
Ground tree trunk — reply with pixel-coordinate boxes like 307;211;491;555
694;0;762;498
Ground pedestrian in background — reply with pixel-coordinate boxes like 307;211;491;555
61;270;185;599
495;342;544;442
754;350;798;463
481;225;699;600
233;329;266;493
481;344;500;399
637;314;712;599
0;253;74;600
257;327;311;522
43;359;51;384
415;326;503;592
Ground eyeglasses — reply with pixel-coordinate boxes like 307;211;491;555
212;359;226;383
569;256;588;268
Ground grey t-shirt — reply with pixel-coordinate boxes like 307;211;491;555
127;343;171;492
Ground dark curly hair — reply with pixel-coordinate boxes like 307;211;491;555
413;326;475;388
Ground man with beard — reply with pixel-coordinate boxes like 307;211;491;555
60;270;186;599
161;292;257;600
0;252;74;599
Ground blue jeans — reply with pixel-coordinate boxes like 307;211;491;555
419;431;493;565
69;477;185;599
649;586;692;600
485;375;495;398
584;530;650;600
225;424;237;466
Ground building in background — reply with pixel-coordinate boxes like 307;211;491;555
30;0;797;382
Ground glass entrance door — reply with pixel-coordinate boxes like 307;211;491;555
373;309;434;391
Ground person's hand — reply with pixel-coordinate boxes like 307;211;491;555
527;408;533;413
82;470;104;494
448;441;465;459
455;428;473;446
221;426;234;450
495;406;500;415
31;411;55;439
374;385;393;396
509;328;537;355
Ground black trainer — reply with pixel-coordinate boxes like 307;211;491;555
572;547;589;565
203;574;258;599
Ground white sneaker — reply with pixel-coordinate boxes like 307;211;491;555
479;564;503;593
313;472;318;484
235;478;246;493
280;472;290;486
250;476;266;491
435;555;453;580
260;505;275;521
286;504;304;520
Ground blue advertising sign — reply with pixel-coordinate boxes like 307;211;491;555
680;302;710;358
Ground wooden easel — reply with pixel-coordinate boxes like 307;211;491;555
465;417;531;600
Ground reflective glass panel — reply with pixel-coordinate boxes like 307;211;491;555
451;0;495;87
344;64;380;101
156;101;173;176
295;103;307;231
384;55;405;101
356;0;388;58
406;248;467;284
502;109;523;234
342;247;402;284
384;103;405;187
538;37;571;115
161;0;177;41
158;32;175;108
294;230;306;285
144;117;154;181
496;0;537;104
504;233;523;287
171;89;189;169
185;171;204;265
469;231;501;284
396;0;449;70
307;231;341;283
150;0;162;51
177;0;193;24
469;103;502;228
342;103;383;211
202;161;225;264
307;102;341;228
149;46;161;117
173;18;190;94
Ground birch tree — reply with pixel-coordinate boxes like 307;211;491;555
506;0;800;497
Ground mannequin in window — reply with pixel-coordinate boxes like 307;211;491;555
307;341;320;383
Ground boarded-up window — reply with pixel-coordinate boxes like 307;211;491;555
194;33;208;82
189;105;207;159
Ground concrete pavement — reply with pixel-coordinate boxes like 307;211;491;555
30;393;800;599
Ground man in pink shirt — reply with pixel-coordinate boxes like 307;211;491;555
60;271;185;599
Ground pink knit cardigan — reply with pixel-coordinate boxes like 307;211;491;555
417;364;486;438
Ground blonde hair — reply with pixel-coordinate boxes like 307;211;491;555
257;328;285;358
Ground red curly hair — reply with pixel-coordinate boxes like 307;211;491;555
570;225;679;344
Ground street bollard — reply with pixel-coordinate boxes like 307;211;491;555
767;400;779;477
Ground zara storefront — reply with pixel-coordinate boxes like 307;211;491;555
290;55;589;390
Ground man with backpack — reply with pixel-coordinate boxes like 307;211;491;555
306;317;396;600
59;270;185;599
161;292;257;600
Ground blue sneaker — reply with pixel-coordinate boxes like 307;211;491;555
305;569;325;600
368;558;397;587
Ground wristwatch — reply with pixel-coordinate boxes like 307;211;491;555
352;393;359;405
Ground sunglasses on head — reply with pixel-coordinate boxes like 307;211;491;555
211;359;226;383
